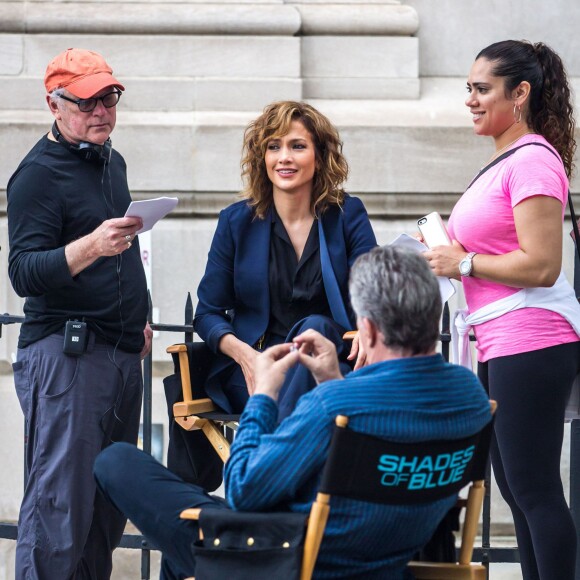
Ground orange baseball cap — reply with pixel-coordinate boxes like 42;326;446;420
44;48;125;98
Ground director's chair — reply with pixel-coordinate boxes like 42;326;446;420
181;401;496;580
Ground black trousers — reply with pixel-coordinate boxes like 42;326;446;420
95;442;229;580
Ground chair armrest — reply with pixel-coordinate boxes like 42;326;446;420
180;508;202;521
174;398;219;417
167;344;189;355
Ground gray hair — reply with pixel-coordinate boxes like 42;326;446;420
48;88;65;104
349;245;442;355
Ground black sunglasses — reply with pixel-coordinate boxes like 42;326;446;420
59;90;122;113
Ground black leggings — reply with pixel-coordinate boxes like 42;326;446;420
478;341;580;580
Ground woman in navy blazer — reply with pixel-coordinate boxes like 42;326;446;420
194;101;377;418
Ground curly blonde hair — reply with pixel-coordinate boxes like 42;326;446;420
240;101;349;219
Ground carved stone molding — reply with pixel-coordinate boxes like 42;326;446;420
295;4;418;36
0;2;417;36
1;3;299;35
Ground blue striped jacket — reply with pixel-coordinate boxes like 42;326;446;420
224;354;491;579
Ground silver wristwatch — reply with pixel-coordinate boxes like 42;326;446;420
459;252;477;277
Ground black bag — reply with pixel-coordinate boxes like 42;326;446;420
163;342;223;491
193;509;307;580
415;505;461;563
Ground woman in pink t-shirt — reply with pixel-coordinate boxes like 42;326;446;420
426;40;580;579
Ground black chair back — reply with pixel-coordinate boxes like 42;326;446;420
320;418;493;505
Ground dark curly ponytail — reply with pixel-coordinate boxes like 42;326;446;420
477;40;576;178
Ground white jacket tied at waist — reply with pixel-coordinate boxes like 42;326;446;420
452;272;580;370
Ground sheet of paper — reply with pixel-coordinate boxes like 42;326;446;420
125;197;179;234
388;233;456;303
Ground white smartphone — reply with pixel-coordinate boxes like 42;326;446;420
417;212;452;248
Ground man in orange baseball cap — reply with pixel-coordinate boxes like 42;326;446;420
44;47;125;98
7;48;152;579
44;48;127;152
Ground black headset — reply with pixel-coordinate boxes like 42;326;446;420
51;122;112;165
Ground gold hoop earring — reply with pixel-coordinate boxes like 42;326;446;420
513;104;522;123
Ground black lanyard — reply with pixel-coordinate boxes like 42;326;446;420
466;141;580;260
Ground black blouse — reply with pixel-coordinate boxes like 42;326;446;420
267;210;332;341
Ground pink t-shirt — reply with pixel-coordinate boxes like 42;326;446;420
448;134;578;362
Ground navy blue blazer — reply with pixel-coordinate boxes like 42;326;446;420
194;194;377;411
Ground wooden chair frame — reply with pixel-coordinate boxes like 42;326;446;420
166;344;238;463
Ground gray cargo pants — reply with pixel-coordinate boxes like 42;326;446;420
12;332;143;580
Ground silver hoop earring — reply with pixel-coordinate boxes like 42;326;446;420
513;104;522;123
